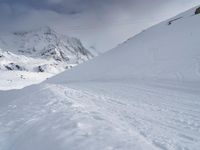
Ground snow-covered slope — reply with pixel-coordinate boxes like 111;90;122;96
48;6;200;84
0;6;200;150
0;27;93;90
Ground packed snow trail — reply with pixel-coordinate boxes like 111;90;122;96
0;80;200;150
67;80;200;150
0;83;157;150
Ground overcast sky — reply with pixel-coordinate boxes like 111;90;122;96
0;0;200;52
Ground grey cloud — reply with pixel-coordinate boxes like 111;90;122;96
0;0;163;14
0;0;200;52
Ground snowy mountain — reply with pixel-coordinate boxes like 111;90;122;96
0;26;93;89
0;6;200;150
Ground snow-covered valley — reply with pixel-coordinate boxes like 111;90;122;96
0;6;200;150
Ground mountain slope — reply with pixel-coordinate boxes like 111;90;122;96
0;6;200;150
48;6;200;84
0;27;93;90
0;26;93;62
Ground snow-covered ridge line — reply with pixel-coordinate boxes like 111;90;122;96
0;26;93;66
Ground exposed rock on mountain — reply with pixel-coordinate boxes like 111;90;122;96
0;26;93;73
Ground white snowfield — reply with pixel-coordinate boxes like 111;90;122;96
0;6;200;150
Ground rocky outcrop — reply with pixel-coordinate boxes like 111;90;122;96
195;7;200;15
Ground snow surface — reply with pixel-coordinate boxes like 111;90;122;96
0;6;200;150
0;71;52;90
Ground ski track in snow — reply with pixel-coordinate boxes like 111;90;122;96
0;81;200;150
67;81;200;150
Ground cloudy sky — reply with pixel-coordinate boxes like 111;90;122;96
0;0;200;52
